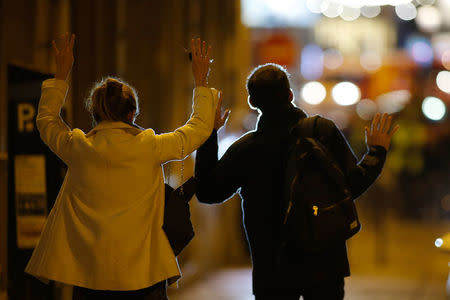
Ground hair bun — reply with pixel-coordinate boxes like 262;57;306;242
87;77;139;125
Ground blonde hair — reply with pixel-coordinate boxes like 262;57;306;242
86;77;139;125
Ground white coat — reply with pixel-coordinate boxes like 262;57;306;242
25;79;217;290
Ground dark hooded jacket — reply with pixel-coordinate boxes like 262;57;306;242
195;104;386;293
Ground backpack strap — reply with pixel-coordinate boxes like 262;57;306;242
292;115;320;138
293;115;352;198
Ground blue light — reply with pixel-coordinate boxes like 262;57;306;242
406;36;434;67
301;44;324;80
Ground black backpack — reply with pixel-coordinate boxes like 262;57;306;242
282;116;361;253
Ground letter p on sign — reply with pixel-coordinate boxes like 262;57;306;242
17;103;36;133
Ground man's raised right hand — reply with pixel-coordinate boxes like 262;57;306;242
365;112;400;151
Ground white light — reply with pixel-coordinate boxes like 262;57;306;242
333;0;412;6
436;71;450;93
323;1;344;18
340;6;360;21
439;0;450;27
417;0;435;4
443;51;450;70
266;0;299;16
431;34;450;61
301;81;327;105
395;3;417;20
356;99;378;120
307;0;326;13
320;1;330;12
324;49;344;69
377;90;411;113
416;6;442;32
435;238;443;248
332;82;361;106
361;6;381;18
360;51;382;72
241;0;320;27
422;96;446;121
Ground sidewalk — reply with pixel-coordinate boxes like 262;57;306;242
168;267;447;300
169;216;449;299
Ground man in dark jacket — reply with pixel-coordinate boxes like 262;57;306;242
195;63;399;300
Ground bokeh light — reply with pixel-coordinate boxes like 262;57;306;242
361;5;381;18
436;70;450;93
306;0;326;13
340;6;360;21
395;3;417;20
301;81;327;105
360;51;382;71
406;37;434;66
301;44;324;80
422;96;446;121
356;99;378;120
435;238;443;248
442;50;450;70
332;82;361;106
324;49;344;69
323;2;344;18
377;90;411;113
335;0;416;5
417;0;435;5
416;6;442;32
241;0;320;27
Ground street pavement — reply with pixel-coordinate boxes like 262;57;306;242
168;267;447;300
169;216;450;299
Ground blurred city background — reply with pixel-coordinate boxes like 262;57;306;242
0;0;449;299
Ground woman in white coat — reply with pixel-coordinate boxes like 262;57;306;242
25;33;218;300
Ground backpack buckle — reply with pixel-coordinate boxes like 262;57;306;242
313;205;318;216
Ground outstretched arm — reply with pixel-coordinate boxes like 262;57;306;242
321;113;399;199
195;95;239;204
36;33;75;163
153;38;218;163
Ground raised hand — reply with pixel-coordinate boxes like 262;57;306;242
191;38;211;87
365;112;400;151
52;32;75;81
214;91;231;131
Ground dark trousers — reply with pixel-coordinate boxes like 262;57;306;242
255;278;345;300
72;281;168;300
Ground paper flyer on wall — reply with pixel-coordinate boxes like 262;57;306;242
14;155;47;249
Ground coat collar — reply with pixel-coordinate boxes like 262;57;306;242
256;104;307;133
86;121;143;137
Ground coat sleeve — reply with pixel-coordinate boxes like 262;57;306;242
36;79;73;163
194;130;243;204
317;118;387;199
152;87;217;164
